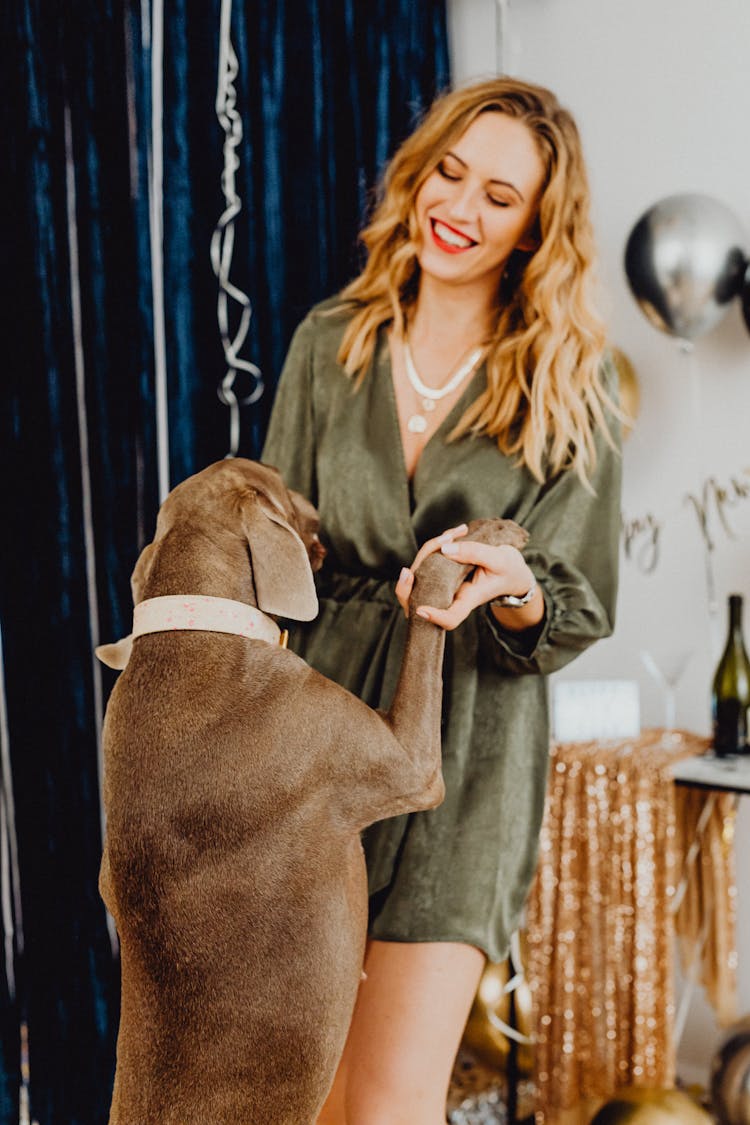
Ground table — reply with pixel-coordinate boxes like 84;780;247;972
672;751;750;794
523;730;740;1124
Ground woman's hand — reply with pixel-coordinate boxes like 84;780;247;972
395;525;543;632
395;524;469;618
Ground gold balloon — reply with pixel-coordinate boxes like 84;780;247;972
461;942;534;1078
590;1087;713;1125
611;346;640;439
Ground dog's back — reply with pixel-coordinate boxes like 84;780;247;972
101;633;365;1124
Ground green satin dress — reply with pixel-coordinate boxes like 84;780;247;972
261;299;621;962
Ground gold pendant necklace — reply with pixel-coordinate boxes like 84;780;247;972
404;338;483;435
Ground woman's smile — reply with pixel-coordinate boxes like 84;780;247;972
430;217;478;253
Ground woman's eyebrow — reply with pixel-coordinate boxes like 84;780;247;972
444;150;524;202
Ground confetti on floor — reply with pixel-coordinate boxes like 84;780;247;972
447;1049;535;1124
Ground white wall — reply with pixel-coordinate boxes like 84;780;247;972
448;0;750;1086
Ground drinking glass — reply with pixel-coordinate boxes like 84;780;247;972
640;647;694;744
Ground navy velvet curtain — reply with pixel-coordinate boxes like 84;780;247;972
1;2;449;1121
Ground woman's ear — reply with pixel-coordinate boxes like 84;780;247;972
239;490;319;621
516;227;540;254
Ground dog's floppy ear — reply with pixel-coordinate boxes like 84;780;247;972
94;541;156;670
241;490;318;621
95;634;134;670
131;542;156;604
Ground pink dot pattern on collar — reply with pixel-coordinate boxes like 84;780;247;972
132;595;280;645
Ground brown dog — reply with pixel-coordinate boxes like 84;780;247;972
96;457;527;1125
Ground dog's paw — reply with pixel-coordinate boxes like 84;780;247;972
464;517;529;551
410;551;472;612
409;518;529;613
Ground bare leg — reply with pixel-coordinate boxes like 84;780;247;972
317;939;485;1125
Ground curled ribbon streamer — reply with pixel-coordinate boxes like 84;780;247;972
1;796;15;998
495;0;510;74
210;0;262;459
489;928;536;1047
0;624;21;1002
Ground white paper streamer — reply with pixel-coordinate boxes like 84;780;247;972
670;791;720;1049
148;0;170;501
0;621;21;1000
63;102;119;958
210;0;263;459
487;928;535;1046
495;0;510;74
682;342;721;658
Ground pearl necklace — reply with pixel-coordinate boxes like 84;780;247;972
403;338;483;434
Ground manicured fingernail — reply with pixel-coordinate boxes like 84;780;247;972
416;608;431;620
439;524;467;542
441;542;458;555
399;567;412;583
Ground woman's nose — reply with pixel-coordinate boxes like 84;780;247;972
447;180;480;223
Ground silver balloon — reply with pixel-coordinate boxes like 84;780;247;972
710;1014;750;1125
624;193;747;342
742;262;750;335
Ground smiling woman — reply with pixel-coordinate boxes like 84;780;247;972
417;113;543;273
262;76;622;1125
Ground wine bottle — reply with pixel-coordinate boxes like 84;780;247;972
712;594;750;756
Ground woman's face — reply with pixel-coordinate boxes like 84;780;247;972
414;111;546;294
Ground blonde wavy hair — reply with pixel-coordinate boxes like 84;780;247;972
334;77;617;486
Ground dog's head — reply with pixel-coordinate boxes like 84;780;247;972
136;458;324;622
97;460;326;668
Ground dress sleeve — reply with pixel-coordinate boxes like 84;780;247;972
483;409;622;677
261;315;318;505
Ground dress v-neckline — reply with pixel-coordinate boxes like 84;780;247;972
378;330;485;490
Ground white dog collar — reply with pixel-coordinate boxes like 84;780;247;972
133;595;285;646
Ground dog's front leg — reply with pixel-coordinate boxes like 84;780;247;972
336;519;528;828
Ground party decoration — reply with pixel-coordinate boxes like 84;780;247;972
611;346;640;438
624;193;747;342
621;512;661;573
742;263;750;335
590;1087;713;1125
495;0;510;73
462;935;534;1078
685;470;750;554
526;731;736;1121
710;1014;750;1125
211;0;263;458
622;465;750;574
148;0;170;501
672;790;738;1043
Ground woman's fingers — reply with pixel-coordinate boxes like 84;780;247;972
395;566;414;617
395;524;469;618
441;541;533;598
410;523;469;572
440;538;507;568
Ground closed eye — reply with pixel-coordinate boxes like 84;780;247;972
487;196;511;208
436;160;461;182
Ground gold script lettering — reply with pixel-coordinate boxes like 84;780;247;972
621;513;661;573
684;468;750;552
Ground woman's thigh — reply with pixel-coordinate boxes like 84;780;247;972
319;938;485;1125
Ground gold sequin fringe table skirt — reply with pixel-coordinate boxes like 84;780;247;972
525;730;737;1124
